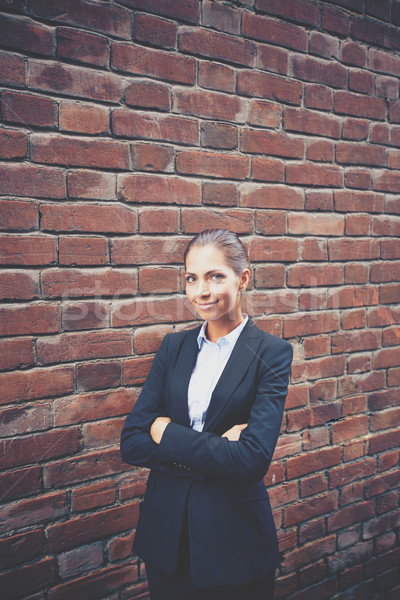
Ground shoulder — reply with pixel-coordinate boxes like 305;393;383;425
160;324;201;352
246;320;293;357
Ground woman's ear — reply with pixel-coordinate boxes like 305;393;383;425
239;268;250;292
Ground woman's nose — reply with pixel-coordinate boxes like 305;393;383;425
197;282;210;297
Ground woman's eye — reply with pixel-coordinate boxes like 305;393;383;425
211;274;224;281
185;276;195;283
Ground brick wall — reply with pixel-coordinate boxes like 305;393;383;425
0;0;399;598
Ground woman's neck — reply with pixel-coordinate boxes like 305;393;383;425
205;314;244;343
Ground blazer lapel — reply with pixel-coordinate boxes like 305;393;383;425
203;320;262;432
171;326;200;427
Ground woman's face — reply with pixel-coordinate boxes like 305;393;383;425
185;244;249;324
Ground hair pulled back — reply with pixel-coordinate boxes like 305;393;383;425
184;229;250;276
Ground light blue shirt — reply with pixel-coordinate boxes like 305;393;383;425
187;315;249;432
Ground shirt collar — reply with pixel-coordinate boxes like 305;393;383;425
197;314;249;349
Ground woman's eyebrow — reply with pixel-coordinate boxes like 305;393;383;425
185;269;224;276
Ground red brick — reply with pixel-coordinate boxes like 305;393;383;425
300;474;328;498
309;380;337;404
340;41;367;67
112;109;198;145
345;214;370;236
286;163;342;187
111;235;188;266
256;43;288;75
368;305;400;327
334;91;387;119
371;122;390;144
284;107;341;138
249;290;298;315
349;69;374;94
299;238;327;261
328;285;378;309
77;361;121;391
29;60;123;103
31;134;130;170
174;87;245;122
287;446;341;480
304;84;333;110
342;394;367;416
375;75;399;99
0;49;26;86
292;355;346;383
43;269;135;300
331;415;369;443
242;11;307;52
241;184;304;209
48;564;138;600
201;122;237;150
248;238;298;262
0;127;27;159
62;300;108;331
369;429;400;454
269;481;299;508
139;207;179;232
139;266;179;293
0;13;54;56
303;335;330;358
237;70;302;105
288;213;343;236
241;129;304;158
373;215;400;237
336;142;386;166
67;170;115;200
113;0;199;24
387;149;400;168
380;284;400;305
285;492;338;527
254;211;286;235
291;54;347;88
342;118;369;140
124;355;153;385
254;265;285;289
118;174;200;205
203;182;238;206
389;100;400;122
53;388;138;426
309;31;339;59
252;157;284;182
334;190;384;213
0;338;35;370
374;171;400;193
108;531;135;562
182;208;252;234
347;353;371;374
282;536;336;573
113;296;193;327
133;13;176;49
134;324;172;355
59;237;108;266
1;403;51;436
179;27;253;67
344;168;371;189
339;370;385;397
371;406;400;430
341;308;366;330
0;466;42;503
305;190;333;211
0;199;37;231
306;139;334;162
40;203;136;234
83;416;126;449
198;60;235;93
31;0;131;37
0;234;56;266
48;503;139;552
125;80;170;110
58;543;104;579
366;0;391;20
0;530;45;569
176;150;249;179
112;42;195;84
0;270;39;302
1;429;79;469
59;101;109;135
57;27;109;66
328;239;379;261
327;500;375;532
0;558;57;599
299;289;328;311
0;163;66;199
0;304;59;337
284;312;339;338
249;100;281;128
203;0;240;34
352;16;400;50
71;481;116;512
37;330;132;365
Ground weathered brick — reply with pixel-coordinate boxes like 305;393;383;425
252;157;284;182
310;31;339;59
1;429;79;469
288;264;343;287
341;40;367;66
125;80;170;110
291;55;347;88
237;70;302;105
254;264;285;289
139;207;179;232
0;338;35;370
201;122;237;150
334;190;384;213
242;11;307;52
0;49;26;86
112;109;198;145
71;481;116;513
249;100;281;128
2;91;57;128
114;0;200;24
68;170;116;201
176;149;249;179
329;239;379;261
349;69;374;94
174;87;246;122
352;16;400;50
0;530;45;569
0;127;27;159
31;134;130;170
83;416;126;449
48;564;138;600
285;492;338;527
304;84;333;110
241;129;304;158
179;27;253;66
59;237;108;266
0;466;42;503
198;60;235;92
342;118;369;140
77;361;121;391
255;210;286;235
112;296;193;327
247;237;298;262
256;43;288;74
182;208;252;234
288;213;344;236
62;300;109;331
0;199;37;231
241;184;304;209
0;304;59;337
0;234;56;266
59;101;109;135
53;388;138;426
334;91;387;119
41;268;137;298
284;107;341;138
29;60;124;103
0;13;55;56
58;543;104;579
118;174;201;205
306;139;334;162
40;203;136;234
202;0;240;34
284;312;339;338
138;266;179;294
0;558;57;599
286;163;343;187
0;163;66;199
57;27;109;66
203;182;238;206
1;403;51;437
133;13;176;49
112;42;195;84
336;142;386;166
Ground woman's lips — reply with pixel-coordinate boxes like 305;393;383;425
196;301;218;309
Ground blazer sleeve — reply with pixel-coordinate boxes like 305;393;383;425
120;333;170;469
154;338;293;483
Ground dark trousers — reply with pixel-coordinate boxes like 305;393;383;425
146;513;275;600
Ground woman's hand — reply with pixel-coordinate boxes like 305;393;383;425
221;423;248;441
150;416;171;444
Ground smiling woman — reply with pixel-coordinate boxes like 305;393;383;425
120;229;293;600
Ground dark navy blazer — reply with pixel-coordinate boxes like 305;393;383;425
120;319;293;587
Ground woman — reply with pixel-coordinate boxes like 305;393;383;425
121;229;293;599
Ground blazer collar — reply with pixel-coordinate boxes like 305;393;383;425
172;319;262;431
